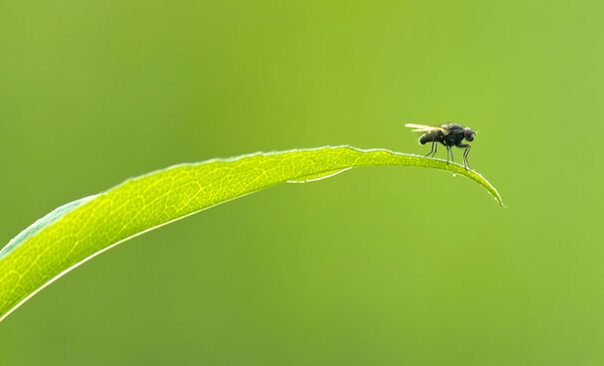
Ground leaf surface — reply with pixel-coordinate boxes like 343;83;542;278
0;146;502;321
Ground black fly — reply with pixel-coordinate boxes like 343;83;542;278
405;123;476;170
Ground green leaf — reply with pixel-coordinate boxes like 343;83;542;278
0;146;502;321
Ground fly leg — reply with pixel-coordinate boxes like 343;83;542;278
424;142;435;157
446;146;454;165
463;146;472;170
429;142;438;158
456;143;471;170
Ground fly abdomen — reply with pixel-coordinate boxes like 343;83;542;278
419;130;443;145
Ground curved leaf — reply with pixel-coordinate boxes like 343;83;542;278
0;146;502;321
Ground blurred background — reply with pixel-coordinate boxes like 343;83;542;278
1;0;603;364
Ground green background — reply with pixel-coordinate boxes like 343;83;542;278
1;0;603;364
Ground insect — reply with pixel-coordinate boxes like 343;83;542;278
405;123;476;170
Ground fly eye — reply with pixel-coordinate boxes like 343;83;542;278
464;128;475;141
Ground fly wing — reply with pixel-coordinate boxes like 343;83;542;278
404;123;447;133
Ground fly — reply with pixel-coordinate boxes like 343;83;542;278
405;123;476;170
